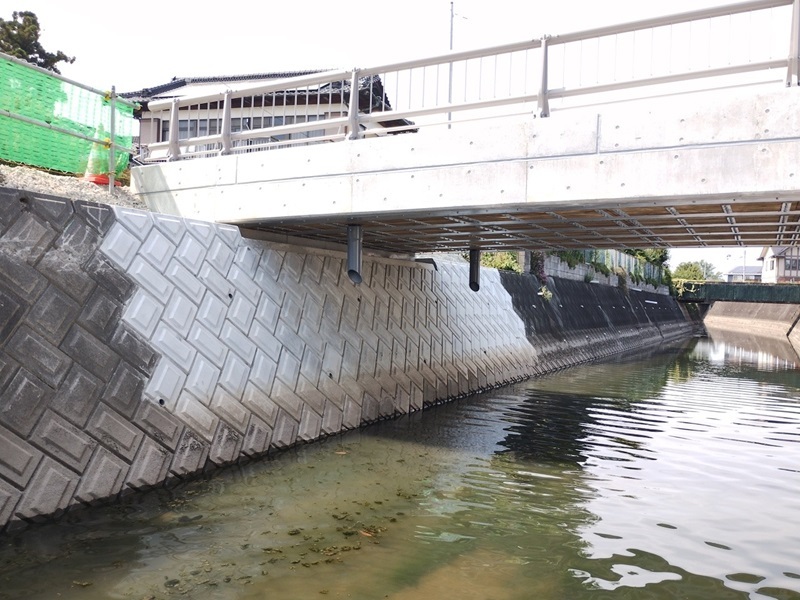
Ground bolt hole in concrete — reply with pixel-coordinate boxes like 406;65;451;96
0;334;799;599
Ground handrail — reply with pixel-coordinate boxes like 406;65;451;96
139;0;799;163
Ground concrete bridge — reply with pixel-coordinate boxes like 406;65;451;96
131;0;800;270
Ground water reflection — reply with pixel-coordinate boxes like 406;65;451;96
0;332;798;599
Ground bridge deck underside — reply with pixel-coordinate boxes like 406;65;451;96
239;197;800;254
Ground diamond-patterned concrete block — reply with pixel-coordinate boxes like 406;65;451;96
77;286;122;342
241;383;279;427
140;228;176;273
125;437;171;489
176;392;219;442
174;233;206;275
199;263;234;305
31;409;95;472
122;289;163;339
4;211;57;263
84;252;135;303
170;430;209;476
100;223;141;270
342;397;362;429
295;375;326;417
298;405;322;442
321;401;343;435
152;324;196;372
210;387;250;433
242;413;272;457
7;325;71;388
271;410;299;449
187;322;228;368
216;224;241;248
162;289;199;338
250;321;282;361
207;237;235;275
166;261;205;302
49;363;102;428
87;405;144;462
15;457;78;520
134;401;184;451
28;196;73;230
74;447;129;503
110;326;158;376
234;244;261;278
197;292;227;336
218;352;249;399
114;207;153;241
274;320;305;363
0;368;52;437
26;284;80;345
227;295;256;334
129;256;174;300
221;321;256;364
209;421;242;466
0;479;22;529
0;424;43;487
143;358;186;410
276;348;301;389
270;380;304;422
61;324;119;382
249;350;277;395
228;264;261;305
152;213;185;244
185;354;220;405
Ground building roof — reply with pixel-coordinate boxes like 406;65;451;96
726;265;762;275
120;71;326;102
121;71;415;132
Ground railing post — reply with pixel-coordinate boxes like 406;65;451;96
220;91;232;155
788;0;800;86
108;86;116;192
347;70;362;140
167;98;181;161
538;35;550;117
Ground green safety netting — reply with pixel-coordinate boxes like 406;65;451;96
0;54;134;176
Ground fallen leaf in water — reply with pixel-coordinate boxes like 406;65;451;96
358;530;373;537
72;581;92;587
334;451;348;455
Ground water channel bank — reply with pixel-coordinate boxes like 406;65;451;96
0;189;692;531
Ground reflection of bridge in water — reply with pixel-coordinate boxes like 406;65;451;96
132;0;800;285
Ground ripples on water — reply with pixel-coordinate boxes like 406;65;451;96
1;333;799;599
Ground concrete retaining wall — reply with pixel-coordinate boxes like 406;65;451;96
704;301;800;357
0;188;692;531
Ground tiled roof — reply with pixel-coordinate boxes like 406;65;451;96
120;71;325;100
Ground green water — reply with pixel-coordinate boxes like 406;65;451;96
1;333;799;599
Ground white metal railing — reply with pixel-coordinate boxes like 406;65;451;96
140;0;800;163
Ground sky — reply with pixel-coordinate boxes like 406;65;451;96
10;0;780;273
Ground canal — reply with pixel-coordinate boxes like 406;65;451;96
1;331;799;599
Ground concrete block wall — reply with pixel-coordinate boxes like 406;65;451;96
0;189;692;530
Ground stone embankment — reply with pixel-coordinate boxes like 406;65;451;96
0;187;693;531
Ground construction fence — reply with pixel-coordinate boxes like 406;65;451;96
0;52;136;181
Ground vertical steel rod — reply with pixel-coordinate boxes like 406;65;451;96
788;0;800;85
108;86;116;192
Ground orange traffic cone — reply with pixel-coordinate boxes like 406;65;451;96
83;125;120;186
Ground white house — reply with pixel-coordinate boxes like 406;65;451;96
122;72;413;160
758;246;800;283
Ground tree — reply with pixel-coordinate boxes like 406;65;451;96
0;11;73;73
672;260;721;281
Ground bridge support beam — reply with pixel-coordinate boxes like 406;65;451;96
347;224;363;284
469;249;480;292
